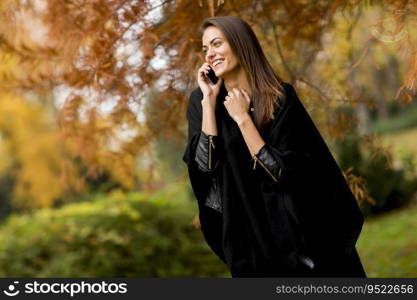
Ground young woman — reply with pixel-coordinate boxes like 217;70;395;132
183;15;366;278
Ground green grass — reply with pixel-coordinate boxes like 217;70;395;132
381;126;417;158
373;102;417;134
357;199;417;277
356;126;417;277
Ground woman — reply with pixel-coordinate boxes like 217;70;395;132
183;15;366;278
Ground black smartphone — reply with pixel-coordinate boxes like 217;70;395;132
206;66;219;84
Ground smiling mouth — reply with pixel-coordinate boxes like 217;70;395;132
212;59;224;68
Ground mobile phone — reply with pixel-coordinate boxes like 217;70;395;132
206;66;219;84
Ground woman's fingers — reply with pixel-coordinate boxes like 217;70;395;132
198;66;210;84
224;89;250;115
202;63;210;72
227;88;243;100
241;89;251;104
214;77;223;88
200;66;208;75
199;63;209;73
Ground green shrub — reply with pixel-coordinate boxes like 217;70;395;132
373;102;417;134
335;134;417;217
0;182;229;277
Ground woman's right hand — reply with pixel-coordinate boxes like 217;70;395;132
197;62;223;108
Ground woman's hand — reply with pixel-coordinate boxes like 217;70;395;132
224;88;251;125
197;62;223;108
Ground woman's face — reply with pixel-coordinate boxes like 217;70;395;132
202;26;239;78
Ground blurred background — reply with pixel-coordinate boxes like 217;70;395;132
0;0;416;277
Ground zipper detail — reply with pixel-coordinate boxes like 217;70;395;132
208;135;215;170
252;155;278;182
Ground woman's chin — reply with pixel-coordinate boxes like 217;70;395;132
214;68;225;78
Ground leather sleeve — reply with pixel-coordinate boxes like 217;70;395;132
194;131;220;173
252;144;282;183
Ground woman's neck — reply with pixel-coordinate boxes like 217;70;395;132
223;66;252;97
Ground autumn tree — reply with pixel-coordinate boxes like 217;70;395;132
1;0;416;209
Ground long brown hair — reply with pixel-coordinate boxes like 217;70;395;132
200;16;285;131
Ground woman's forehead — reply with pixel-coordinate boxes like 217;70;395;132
202;27;224;46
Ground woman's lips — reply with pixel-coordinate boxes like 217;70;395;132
212;59;224;68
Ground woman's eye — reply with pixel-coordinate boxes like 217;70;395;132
202;42;221;54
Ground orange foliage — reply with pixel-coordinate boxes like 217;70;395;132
0;0;416;208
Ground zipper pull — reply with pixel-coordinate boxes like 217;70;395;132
209;136;215;149
208;135;214;170
252;155;258;169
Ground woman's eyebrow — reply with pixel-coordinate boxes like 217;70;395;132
202;37;222;49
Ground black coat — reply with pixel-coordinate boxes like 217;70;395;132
183;81;366;277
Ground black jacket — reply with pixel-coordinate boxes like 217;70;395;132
194;130;284;213
183;81;366;277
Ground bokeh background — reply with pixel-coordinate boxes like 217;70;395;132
0;0;416;277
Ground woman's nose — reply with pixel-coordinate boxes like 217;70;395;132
206;48;216;59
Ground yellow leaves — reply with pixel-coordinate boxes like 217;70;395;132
0;93;69;209
102;152;136;190
0;52;15;82
3;0;415;207
59;158;84;193
198;0;226;16
0;91;143;210
395;84;415;103
403;52;417;96
362;134;393;169
59;93;147;193
326;109;357;141
141;29;159;60
0;136;12;172
343;167;376;206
